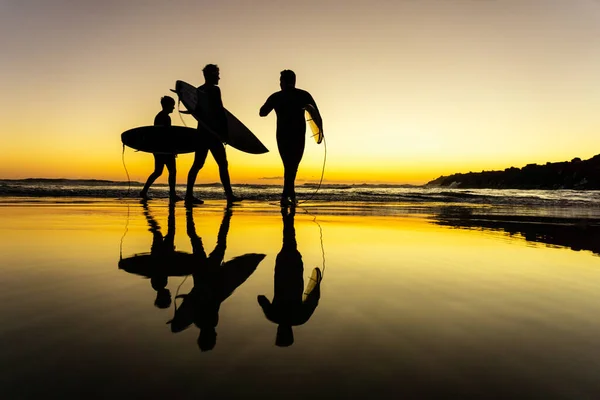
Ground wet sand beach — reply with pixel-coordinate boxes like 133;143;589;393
2;198;600;399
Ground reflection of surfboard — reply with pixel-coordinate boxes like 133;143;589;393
173;80;269;154
119;253;266;282
220;254;266;297
303;267;322;301
305;104;323;144
167;253;266;333
118;252;197;277
121;126;200;154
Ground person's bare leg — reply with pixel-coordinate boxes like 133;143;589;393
210;143;242;203
186;147;209;205
165;157;182;202
141;156;165;199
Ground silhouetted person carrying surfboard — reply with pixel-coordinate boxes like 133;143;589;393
140;96;182;202
185;64;242;206
260;70;319;207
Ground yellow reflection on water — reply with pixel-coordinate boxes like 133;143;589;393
3;201;600;397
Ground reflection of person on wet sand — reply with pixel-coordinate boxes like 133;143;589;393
143;201;175;309
258;207;322;347
168;207;264;351
119;202;204;305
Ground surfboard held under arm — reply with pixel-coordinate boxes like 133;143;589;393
305;104;324;144
173;80;269;154
121;125;201;154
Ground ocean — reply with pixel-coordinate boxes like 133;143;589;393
1;178;599;207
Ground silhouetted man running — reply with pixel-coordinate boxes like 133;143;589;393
260;70;319;207
185;64;242;206
140;96;182;202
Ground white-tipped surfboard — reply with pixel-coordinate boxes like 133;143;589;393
173;80;269;154
303;267;322;301
305;104;323;144
121;125;200;154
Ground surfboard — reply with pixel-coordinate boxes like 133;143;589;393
303;267;322;301
119;252;266;279
305;104;324;144
119;252;197;277
121;125;200;154
173;80;269;154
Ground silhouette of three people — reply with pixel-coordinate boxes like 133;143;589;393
119;202;323;350
139;67;321;206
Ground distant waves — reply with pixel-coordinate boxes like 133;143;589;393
0;180;599;209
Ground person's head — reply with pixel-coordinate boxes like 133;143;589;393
280;69;296;90
198;327;217;352
160;96;175;113
154;288;172;309
203;64;220;85
275;324;294;347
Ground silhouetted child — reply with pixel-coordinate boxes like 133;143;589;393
140;96;182;202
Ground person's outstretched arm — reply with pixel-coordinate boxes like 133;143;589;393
257;295;277;323
259;94;275;117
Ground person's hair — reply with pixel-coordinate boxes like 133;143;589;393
160;96;175;108
203;64;219;79
280;69;296;86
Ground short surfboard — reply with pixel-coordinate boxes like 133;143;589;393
121;125;200;154
173;80;269;154
305;104;324;144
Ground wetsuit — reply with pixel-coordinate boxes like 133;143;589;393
140;111;177;197
186;84;234;199
260;88;318;201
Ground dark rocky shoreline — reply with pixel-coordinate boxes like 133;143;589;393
427;155;600;190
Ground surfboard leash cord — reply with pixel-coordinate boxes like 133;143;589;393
300;206;327;280
171;274;190;321
122;144;132;198
177;99;229;151
177;99;188;128
119;201;131;261
298;135;327;205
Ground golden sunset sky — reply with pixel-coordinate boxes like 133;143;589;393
1;0;599;184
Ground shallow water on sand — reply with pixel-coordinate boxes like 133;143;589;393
2;199;600;399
